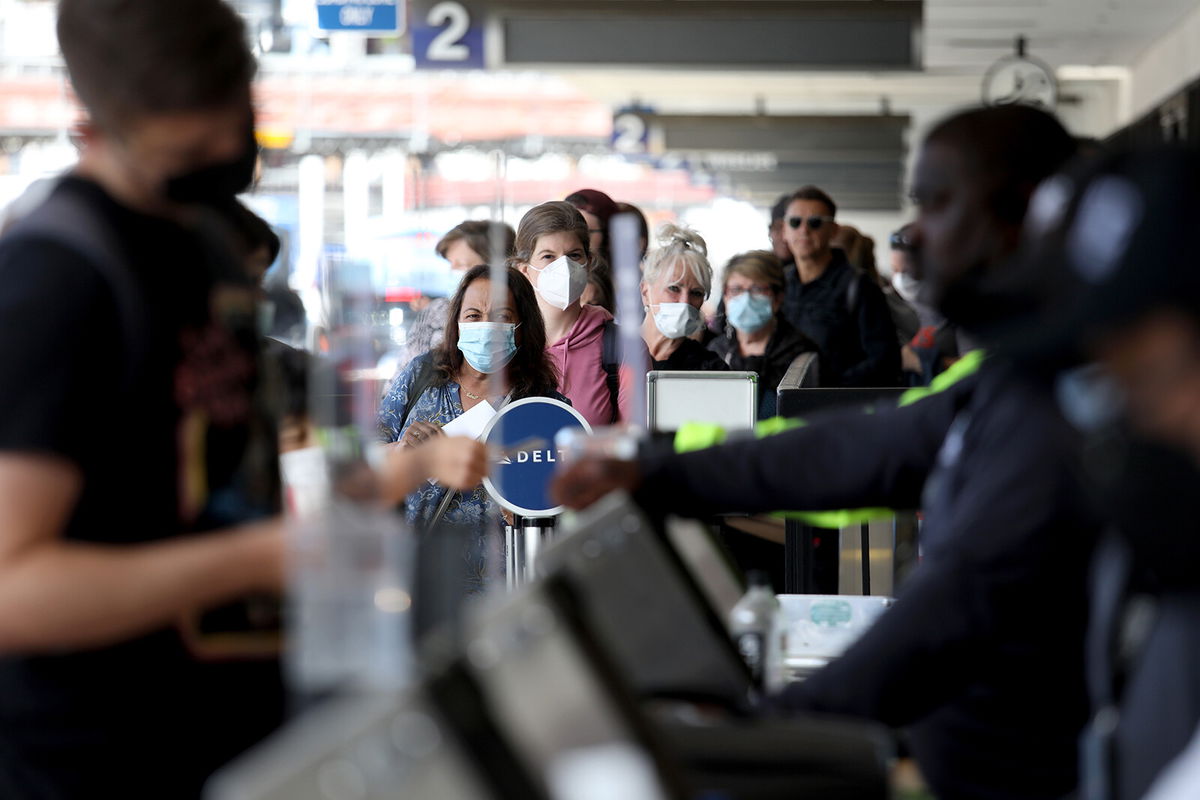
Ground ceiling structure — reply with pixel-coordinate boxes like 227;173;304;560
553;0;1200;137
924;0;1200;71
3;0;1200;215
4;0;1199;135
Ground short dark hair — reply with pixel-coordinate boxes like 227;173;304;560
787;185;837;219
925;105;1077;224
57;0;256;132
432;265;560;400
435;220;516;263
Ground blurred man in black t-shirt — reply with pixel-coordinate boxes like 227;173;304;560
0;2;286;796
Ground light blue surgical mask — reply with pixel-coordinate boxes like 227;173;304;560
457;321;519;374
727;292;774;334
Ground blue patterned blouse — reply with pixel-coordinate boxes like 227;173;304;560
378;352;500;529
377;352;569;588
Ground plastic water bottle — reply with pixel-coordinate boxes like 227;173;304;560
729;570;780;691
288;499;415;694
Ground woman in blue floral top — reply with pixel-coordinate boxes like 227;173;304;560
378;265;566;587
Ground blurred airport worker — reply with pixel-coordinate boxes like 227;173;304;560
997;147;1200;800
0;3;487;795
553;104;1091;800
779;186;902;386
0;1;283;796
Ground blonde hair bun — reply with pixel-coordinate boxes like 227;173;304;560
654;222;707;257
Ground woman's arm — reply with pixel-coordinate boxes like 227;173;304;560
378;436;487;505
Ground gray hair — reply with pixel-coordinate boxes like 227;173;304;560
641;222;713;298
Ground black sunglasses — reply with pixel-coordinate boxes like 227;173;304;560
889;230;912;251
787;215;835;231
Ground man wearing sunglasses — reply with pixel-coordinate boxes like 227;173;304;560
780;186;901;386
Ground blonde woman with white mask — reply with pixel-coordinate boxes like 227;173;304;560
640;223;728;372
513;201;627;426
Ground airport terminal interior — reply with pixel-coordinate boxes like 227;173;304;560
3;1;1200;798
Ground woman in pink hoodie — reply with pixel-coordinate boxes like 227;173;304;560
513;201;627;427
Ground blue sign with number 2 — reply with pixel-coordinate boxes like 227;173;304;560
413;1;485;69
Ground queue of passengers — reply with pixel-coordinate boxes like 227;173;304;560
388;180;950;452
373;184;947;605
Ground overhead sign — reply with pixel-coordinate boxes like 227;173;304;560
411;1;486;69
482;398;591;518
645;113;910;210
611;108;653;155
316;0;403;32
496;1;922;70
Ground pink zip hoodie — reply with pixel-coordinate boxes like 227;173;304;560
546;304;630;427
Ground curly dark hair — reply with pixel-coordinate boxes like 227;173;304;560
431;265;560;400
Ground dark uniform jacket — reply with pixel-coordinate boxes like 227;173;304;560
1080;437;1200;800
634;361;1098;800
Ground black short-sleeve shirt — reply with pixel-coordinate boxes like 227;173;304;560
0;178;284;798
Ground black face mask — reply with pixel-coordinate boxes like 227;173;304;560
165;122;258;205
931;261;1007;330
928;247;1051;350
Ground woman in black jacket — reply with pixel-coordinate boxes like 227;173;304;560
708;250;817;418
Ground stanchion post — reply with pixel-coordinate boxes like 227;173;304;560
505;514;557;588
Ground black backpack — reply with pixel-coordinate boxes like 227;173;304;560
601;319;620;424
